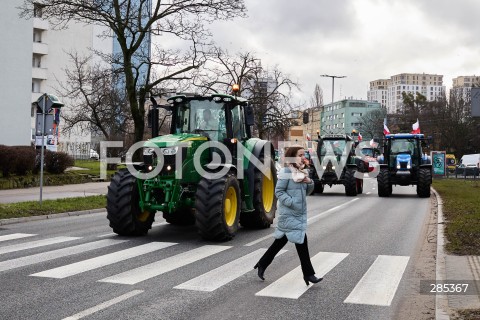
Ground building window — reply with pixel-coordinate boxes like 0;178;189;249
34;4;43;18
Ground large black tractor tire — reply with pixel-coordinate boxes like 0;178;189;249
240;157;277;229
107;169;155;236
377;168;392;197
356;178;363;194
195;174;241;241
416;168;432;198
163;208;196;226
344;168;358;196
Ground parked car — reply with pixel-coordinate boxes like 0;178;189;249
89;149;99;160
455;163;479;176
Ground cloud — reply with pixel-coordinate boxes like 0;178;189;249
208;0;480;105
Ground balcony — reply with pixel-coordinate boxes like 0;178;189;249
32;42;48;55
33;18;49;30
32;67;48;80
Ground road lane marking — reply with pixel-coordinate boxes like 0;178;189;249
99;245;231;285
174;249;287;292
344;255;410;306
31;242;176;278
97;222;168;237
255;251;349;299
62;290;143;320
0;237;81;255
0;239;128;272
0;233;37;242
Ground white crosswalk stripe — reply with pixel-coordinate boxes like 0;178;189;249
0;233;37;242
255;251;349;299
0;239;128;272
344;255;410;306
31;242;176;279
99;245;231;285
0;236;81;255
174;249;287;292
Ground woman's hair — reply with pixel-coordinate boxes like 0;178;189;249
284;146;304;168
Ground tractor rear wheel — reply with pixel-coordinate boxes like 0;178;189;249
416;168;432;198
107;169;155;236
344;168;358;196
240;157;277;229
195;174;240;241
377;168;392;197
313;181;324;194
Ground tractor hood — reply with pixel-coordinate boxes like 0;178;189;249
143;133;207;148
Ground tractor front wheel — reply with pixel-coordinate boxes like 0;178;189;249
377;168;392;197
344;168;358;196
106;169;155;236
240;157;277;229
416;168;432;198
195;174;240;241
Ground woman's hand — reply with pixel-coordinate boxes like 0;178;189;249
302;176;311;184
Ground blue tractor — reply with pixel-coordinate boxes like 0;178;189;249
376;133;432;198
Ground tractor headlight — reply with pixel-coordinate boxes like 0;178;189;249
407;163;411;169
162;147;178;156
396;163;400;169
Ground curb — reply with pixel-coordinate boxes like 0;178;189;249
433;188;451;320
0;208;106;226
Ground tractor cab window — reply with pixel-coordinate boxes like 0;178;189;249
391;139;415;155
320;140;346;156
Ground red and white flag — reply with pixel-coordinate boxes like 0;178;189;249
358;132;363;141
383;123;390;135
411;119;420;134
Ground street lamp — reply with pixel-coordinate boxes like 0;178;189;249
321;74;346;133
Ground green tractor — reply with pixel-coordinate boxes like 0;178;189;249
309;134;362;196
376;133;432;198
106;92;277;241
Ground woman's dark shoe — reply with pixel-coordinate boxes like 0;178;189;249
304;274;323;285
254;263;265;281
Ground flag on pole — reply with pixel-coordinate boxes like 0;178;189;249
306;133;311;141
411;118;420;134
383;118;390;135
358;132;363;141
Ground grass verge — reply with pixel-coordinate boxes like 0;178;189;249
432;178;480;255
0;195;106;220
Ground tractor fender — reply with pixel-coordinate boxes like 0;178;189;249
245;140;275;200
205;163;237;173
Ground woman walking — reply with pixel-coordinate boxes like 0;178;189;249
254;146;323;285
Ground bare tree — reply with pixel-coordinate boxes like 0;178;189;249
193;48;300;139
20;0;247;143
57;52;131;141
310;84;323;110
359;107;387;140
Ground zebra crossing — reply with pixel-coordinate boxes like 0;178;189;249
0;233;410;307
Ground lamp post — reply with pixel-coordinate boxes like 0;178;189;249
321;74;346;133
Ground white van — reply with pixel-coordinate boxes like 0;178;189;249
459;154;480;166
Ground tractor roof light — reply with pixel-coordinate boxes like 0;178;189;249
232;84;240;94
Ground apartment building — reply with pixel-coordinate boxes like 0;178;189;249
451;75;480;100
368;73;445;113
321;99;382;139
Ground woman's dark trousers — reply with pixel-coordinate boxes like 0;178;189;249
258;234;315;277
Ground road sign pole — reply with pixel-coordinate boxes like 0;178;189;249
39;94;46;205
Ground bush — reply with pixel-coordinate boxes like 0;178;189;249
0;145;35;177
44;151;74;174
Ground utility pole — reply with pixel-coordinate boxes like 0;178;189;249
321;74;346;133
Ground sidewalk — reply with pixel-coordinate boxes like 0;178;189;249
0;181;110;204
434;189;480;319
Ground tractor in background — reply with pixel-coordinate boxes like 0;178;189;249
376;133;432;198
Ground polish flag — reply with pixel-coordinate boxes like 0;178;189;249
383;123;390;135
411;119;420;134
358;132;363;141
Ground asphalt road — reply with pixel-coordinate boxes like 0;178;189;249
0;177;431;320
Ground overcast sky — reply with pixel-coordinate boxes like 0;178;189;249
209;0;480;106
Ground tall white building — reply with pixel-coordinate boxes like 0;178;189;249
1;0;112;152
368;73;445;114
